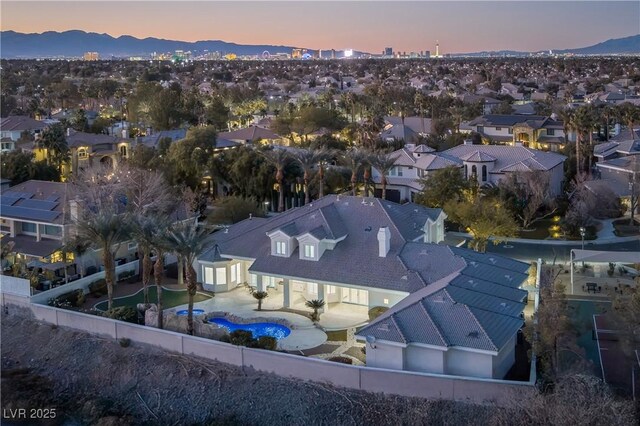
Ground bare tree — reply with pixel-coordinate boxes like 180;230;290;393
498;171;558;229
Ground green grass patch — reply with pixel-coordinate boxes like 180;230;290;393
94;286;212;312
325;329;348;341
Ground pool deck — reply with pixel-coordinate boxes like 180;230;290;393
172;287;329;351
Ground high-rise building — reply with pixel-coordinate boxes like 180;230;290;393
434;41;441;58
292;48;303;59
83;52;99;61
384;47;393;57
331;49;336;59
424;50;431;58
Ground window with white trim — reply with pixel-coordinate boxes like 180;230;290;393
216;267;227;285
128;242;138;251
303;244;315;259
276;241;286;255
308;282;318;294
230;263;237;282
204;267;214;285
327;285;336;295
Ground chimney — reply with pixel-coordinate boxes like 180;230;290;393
463;139;473;145
122;129;129;139
377;227;390;257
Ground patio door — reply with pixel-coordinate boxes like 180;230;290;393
344;288;369;306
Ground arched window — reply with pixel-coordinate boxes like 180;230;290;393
482;165;487;182
464;165;468;179
77;147;88;159
120;145;127;157
471;165;477;179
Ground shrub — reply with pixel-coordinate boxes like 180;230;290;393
119;338;131;348
102;306;138;323
328;356;353;364
117;270;135;282
249;336;277;351
47;289;85;308
368;306;389;321
223;330;277;351
228;330;254;346
88;279;107;297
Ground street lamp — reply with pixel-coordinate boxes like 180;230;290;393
264;201;270;214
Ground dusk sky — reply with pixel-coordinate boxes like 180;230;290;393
2;1;639;53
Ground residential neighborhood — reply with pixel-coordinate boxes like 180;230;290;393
1;2;639;424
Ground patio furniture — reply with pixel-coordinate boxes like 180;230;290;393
586;282;597;293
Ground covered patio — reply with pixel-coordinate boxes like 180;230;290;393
569;249;639;295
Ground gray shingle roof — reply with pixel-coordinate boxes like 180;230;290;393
443;145;566;172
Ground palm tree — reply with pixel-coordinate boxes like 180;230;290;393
260;148;291;212
75;209;131;310
342;148;368;196
572;106;595;175
250;288;269;311
150;223;173;330
305;299;325;322
369;151;397;200
291;148;320;205
315;149;334;199
167;220;211;336
619;103;640;136
131;214;159;306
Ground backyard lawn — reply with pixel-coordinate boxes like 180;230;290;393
94;286;213;311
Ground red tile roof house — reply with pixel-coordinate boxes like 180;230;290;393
196;195;530;379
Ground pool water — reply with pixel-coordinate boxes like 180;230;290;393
176;309;205;316
208;317;291;339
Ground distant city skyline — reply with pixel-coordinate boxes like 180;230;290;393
2;1;639;54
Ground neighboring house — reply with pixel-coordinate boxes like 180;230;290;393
137;129;187;150
384;116;433;137
0;116;47;152
0;181;74;277
371;144;461;202
380;123;420;144
196;194;528;380
593;155;640;216
467;114;575;152
218;125;282;145
442;142;567;195
593;128;640;162
66;129;131;176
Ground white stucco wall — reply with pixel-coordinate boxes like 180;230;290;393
368;290;407;309
445;348;494;379
492;334;517;379
367;343;405;370
405;345;445;374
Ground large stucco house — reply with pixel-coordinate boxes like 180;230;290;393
196;195;529;379
465;114;575;152
371;142;567;202
1;115;47;152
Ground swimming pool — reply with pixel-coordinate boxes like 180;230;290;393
208;317;291;339
176;309;205;316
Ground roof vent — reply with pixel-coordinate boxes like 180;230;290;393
365;226;372;232
344;201;349;206
489;257;496;264
468;279;477;287
467;331;480;338
469;261;477;267
369;202;374;206
505;274;512;281
500;302;507;309
419;249;428;255
361;198;367;205
432;296;445;303
377;323;390;332
401;275;408;280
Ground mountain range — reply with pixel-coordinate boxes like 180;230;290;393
1;30;639;59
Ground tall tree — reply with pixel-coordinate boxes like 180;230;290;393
260;148;291;212
415;166;468;208
342;148;368;196
368;151;397;200
445;196;518;252
167;221;212;336
498;171;558;229
39;123;70;176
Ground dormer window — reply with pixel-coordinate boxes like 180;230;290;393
78;148;88;159
276;241;286;255
303;244;315;259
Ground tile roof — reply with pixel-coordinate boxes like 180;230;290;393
0;180;70;225
218;125;281;142
67;129;124;148
443;145;566;172
469;114;551;128
0;116;47;132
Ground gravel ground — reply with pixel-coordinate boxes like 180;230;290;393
0;309;503;426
